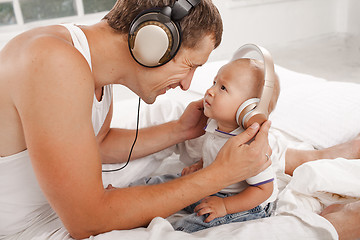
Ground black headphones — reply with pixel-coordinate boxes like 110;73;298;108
128;0;201;68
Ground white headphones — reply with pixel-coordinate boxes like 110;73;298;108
233;44;276;129
128;0;201;68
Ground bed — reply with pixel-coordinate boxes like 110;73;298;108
27;60;360;239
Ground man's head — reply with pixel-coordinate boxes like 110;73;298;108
203;58;280;132
103;0;223;104
103;0;222;50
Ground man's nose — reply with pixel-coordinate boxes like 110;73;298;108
180;68;196;91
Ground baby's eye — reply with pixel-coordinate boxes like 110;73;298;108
220;85;226;91
212;81;216;86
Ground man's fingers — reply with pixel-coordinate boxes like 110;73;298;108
244;121;272;172
253;120;271;144
195;98;204;109
233;122;260;145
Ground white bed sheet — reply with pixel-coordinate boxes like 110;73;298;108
16;61;360;240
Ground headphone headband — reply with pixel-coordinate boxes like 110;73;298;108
172;0;201;21
232;44;276;129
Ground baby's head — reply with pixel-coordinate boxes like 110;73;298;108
203;58;280;132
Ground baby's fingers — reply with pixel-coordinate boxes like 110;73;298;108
181;167;188;176
196;207;212;217
233;122;260;146
204;213;217;223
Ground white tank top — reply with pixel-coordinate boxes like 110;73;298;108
0;24;112;239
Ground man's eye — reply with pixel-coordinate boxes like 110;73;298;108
221;85;226;91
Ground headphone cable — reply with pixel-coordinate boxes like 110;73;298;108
102;97;141;173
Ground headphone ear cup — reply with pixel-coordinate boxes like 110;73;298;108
243;110;267;129
128;0;200;67
236;98;260;129
128;9;181;68
132;24;171;66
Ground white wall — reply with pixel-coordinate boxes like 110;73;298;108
334;0;360;35
1;0;359;56
210;0;347;61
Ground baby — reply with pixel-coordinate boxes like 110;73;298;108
172;57;281;233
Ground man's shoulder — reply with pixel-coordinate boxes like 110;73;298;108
24;27;84;66
8;26;87;69
17;27;91;83
2;26;94;105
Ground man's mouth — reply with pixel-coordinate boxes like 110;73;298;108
160;86;172;95
165;84;178;92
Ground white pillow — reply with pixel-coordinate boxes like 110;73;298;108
270;66;360;149
270;76;360;149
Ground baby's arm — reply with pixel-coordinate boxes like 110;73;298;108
222;181;273;214
195;181;273;223
181;159;204;176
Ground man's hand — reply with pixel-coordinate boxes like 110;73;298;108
177;99;208;141
210;121;272;187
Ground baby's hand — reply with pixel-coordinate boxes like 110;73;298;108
181;159;203;176
194;196;227;222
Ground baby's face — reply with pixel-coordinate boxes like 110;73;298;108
203;60;258;132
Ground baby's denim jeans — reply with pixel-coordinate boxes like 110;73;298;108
128;174;274;233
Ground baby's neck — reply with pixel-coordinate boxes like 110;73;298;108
216;122;239;133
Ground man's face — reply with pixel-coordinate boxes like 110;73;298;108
139;35;215;104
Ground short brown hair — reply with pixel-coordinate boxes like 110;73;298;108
103;0;223;49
